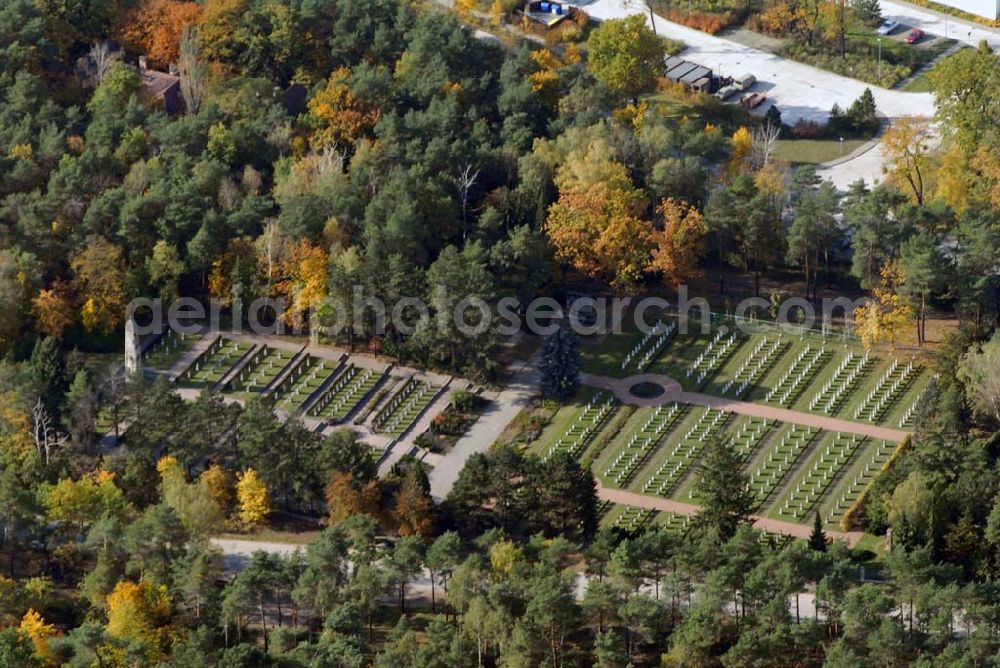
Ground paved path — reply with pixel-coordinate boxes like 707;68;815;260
597;483;866;546
583;372;910;442
428;353;540;500
211;538;305;572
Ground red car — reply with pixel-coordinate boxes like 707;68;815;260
905;29;925;44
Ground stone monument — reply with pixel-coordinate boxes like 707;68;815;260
125;318;141;375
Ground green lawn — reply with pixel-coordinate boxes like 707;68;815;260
527;386;607;458
527;321;934;532
142;330;197;371
773;138;867;164
179;338;253;389
274;357;341;413
578;307;675;378
228;346;297;393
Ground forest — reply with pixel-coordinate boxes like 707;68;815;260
1;0;1000;665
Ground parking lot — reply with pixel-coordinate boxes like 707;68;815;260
587;0;936;125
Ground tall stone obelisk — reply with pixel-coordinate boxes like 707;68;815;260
124;318;141;375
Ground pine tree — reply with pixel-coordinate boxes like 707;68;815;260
29;336;67;418
847;88;878;132
851;0;882;26
539;324;580;400
693;438;755;541
809;511;828;552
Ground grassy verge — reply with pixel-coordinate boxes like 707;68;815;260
773;137;867;164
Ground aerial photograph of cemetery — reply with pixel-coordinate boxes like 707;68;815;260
1;0;999;665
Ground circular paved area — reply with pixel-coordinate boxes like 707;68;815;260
596;373;682;406
629;380;668;400
580;371;910;442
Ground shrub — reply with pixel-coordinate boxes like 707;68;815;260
451;388;477;412
663;37;685;56
791;119;827;139
661;8;736;34
780;42;911;87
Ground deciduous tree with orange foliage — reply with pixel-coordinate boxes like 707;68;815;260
19;609;57;666
647;198;709;287
308;67;381;148
325;471;381;526
544;159;653;292
33;281;75;338
208;237;258;306
392;469;435;538
118;0;202;69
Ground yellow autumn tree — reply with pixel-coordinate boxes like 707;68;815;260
881;116;931;206
20;609;58;666
0;391;34;463
729;126;752;175
43;471;131;536
70;236;125;334
969;145;1000;210
236;468;270;529
489;0;504;24
647;198;709;287
489;540;523;578
754;161;789;202
308;67;381;148
278;240;329;328
528;49;562;108
157;456;224;540
612;100;649;132
854;260;915;350
106;580;172;662
935;144;970;214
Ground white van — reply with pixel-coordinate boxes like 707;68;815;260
734;74;756;91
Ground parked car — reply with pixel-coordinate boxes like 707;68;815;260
876;19;899;35
715;84;739;100
741;91;767;109
733;74;756;91
905;28;925;44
